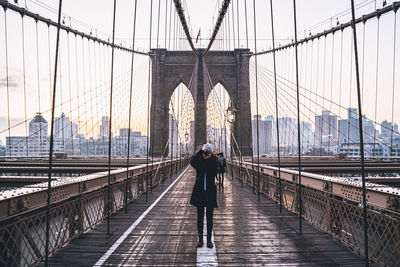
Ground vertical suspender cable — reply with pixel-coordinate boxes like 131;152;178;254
252;0;261;201
157;0;161;48
227;7;231;50
82;38;89;155
3;9;11;157
269;0;282;213
165;0;168;48
236;0;240;48
125;0;138;214
328;33;335;150
347;37;354;146
45;0;63;266
373;18;380;157
390;10;398;156
243;0;249;187
244;0;249;50
67;33;74;155
146;0;154;201
107;0;117;235
21;14;28;156
337;30;343;147
35;21;43;156
88;39;95;153
151;0;162;192
232;0;236;49
169;1;172;50
48;26;52;98
350;0;369;265
75;36;82;154
361;22;366;107
292;0;303;234
320;37;326;155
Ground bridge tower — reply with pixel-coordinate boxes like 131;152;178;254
150;48;252;156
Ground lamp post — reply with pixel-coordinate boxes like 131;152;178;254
226;102;237;179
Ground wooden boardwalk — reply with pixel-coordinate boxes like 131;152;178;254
41;166;368;266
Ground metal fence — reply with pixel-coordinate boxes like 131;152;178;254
228;160;400;266
0;158;188;266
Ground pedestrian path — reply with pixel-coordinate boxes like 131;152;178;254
42;166;367;266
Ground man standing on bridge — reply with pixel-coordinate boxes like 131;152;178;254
190;143;218;248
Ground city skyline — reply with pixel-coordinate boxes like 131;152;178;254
2;107;400;158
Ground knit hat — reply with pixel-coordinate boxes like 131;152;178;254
202;143;213;153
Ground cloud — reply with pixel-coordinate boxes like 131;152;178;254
0;75;21;90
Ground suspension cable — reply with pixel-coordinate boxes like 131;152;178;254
45;0;63;265
204;0;231;56
146;0;154;202
255;1;400;56
390;10;398;155
3;8;10;157
252;0;261;201
0;0;147;55
173;0;197;54
350;0;369;264
106;0;117;235
292;0;303;234
373;17;380;156
125;0;138;214
21;14;29;156
268;0;282;213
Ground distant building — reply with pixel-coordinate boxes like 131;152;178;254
300;121;314;153
28;113;48;156
314;110;337;148
6;136;27;156
99;116;110;138
278;117;298;154
251;115;274;156
54;113;78;140
338;142;389;157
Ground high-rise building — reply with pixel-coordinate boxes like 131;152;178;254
338;119;348;144
28;113;48;156
252;115;271;155
99;116;110;138
314;110;337;148
300;121;314;153
54;113;78;139
278;117;298;154
348;108;358;120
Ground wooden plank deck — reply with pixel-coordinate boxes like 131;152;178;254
41;166;369;266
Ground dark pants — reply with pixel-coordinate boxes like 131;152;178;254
197;206;214;240
218;172;224;186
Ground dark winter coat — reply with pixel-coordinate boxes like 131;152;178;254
189;150;218;208
218;156;227;173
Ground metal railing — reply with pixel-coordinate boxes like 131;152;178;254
228;160;400;266
0;158;189;266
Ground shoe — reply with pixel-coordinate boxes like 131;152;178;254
197;239;203;248
207;240;213;248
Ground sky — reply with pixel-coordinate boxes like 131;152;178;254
0;0;399;145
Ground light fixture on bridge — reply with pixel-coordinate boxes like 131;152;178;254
226;103;237;124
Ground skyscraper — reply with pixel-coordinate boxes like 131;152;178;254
54;113;78;140
100;116;110;138
314;110;337;148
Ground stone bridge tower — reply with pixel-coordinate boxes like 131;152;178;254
150;48;252;156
